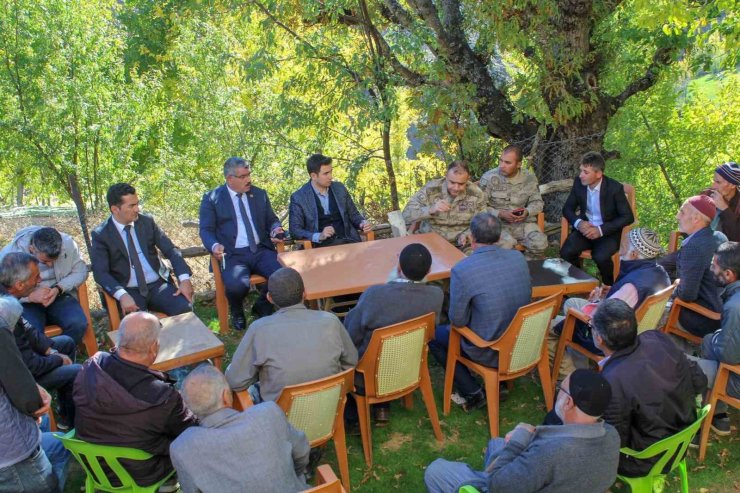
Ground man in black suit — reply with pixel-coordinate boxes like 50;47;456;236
561;152;634;285
91;183;193;316
199;157;285;328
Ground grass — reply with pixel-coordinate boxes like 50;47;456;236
63;296;739;492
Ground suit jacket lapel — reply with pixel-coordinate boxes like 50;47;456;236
246;192;263;237
330;182;348;225
106;217;129;259
219;185;238;226
304;181;319;232
599;178;608;218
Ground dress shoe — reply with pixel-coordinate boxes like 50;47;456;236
462;390;487;412
374;406;391;426
711;413;731;436
230;310;247;331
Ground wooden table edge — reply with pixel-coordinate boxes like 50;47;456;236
150;345;226;372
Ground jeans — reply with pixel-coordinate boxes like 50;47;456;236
36;336;82;425
23;293;88;343
424;438;505;493
0;431;70;493
428;324;482;397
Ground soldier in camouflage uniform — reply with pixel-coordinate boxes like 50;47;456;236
479;145;547;258
403;161;487;253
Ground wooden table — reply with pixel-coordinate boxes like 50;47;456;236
108;312;225;371
278;232;465;300
529;258;599;298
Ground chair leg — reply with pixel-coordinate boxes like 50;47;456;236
551;315;576;395
333;417;351;492
483;371;500;438
679;460;689;493
442;330;461;416
81;325;98;357
419;365;443;442
47;410;57;432
538;357;554;410
212;357;223;370
402;394;414;410
355;394;374;466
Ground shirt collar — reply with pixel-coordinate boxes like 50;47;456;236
200;407;240;428
111;216;133;232
588;179;602;193
226;185;241;199
276;303;309;314
310;182;329;197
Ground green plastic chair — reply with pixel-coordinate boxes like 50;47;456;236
617;405;711;493
458;487;481;492
55;430;176;493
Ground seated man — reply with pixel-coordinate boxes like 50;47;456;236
428;213;531;410
344;243;444;422
200;157;286;325
171;365;310;493
0;252;81;429
0;295;71;493
402;161;487;253
225;267;358;403
673;195;723;336
91;183;193;318
708;162;740;241
479;145;547;257
289;153;372;247
1;226;89;343
561;152;634;285
73;312;196;488
550;228;670;378
424;369;619;493
690;241;740;437
590;299;707;477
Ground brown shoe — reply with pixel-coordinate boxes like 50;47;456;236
374;407;390;426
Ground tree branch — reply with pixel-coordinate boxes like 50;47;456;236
609;46;673;115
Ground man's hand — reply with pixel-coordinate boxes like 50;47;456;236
456;233;470;248
583;225;601;240
33;385;52;419
270;226;285;244
59;354;73;366
430;200;451;215
119;293;139;314
174;279;194;303
41;287;60;307
711;190;728;211
27;286;52;304
319;226;335;241
212;243;225;261
512;208;528;223
577;220;592;234
498;210;518;223
587;286;604;302
359;220;373;233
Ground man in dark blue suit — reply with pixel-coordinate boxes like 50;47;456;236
199;157;285;328
289;154;371;247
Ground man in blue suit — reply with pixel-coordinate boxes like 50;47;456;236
289;154;371;247
199;157;285;328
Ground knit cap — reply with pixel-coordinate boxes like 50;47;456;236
715;162;740;186
627;228;663;259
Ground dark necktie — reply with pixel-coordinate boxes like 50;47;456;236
236;193;258;253
123;225;149;296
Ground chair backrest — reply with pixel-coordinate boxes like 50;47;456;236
635;282;676;334
387;210;408;237
357;312;435;398
497;292;563;375
275;368;354;446
56;430;155;490
620;405;710;477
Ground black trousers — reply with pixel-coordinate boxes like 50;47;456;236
560;229;622;285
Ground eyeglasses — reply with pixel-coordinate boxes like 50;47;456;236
556;384;571;398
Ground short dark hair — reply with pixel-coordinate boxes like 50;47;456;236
469;212;501;245
580;152;605;172
502;145;523;162
223;157;250;178
107;183;137;209
268;267;305;308
591;298;637;351
447;160;471;176
307;154;332;175
31;227;63;259
399;243;432;281
715;241;740;277
0;252;38;288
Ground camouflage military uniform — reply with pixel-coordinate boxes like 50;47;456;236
479;167;547;257
402;177;487;252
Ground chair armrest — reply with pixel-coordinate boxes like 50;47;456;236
232;390;254;411
674;298;721;321
565;307;591;323
361;230;375;242
301;240;313;250
315;464;339;485
452;326;495;349
536;212;545;233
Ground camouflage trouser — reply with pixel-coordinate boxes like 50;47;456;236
496;222;548;257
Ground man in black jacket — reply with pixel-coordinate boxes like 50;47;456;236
561;152;634;285
91;183;193;317
0;252;81;429
592;299;707;477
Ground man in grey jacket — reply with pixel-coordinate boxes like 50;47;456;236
1;226;89;343
424;369;620;493
171;364;310;493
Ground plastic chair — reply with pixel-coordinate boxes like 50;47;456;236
551;282;676;391
699;363;740;461
352;312;443;466
458;487;481;493
661;297;719;346
55;430;176;493
276;369;355;491
443;291;563;438
43;283;99;357
559;183;636;281
303;464;347;493
99;288;168;332
617;405;711;493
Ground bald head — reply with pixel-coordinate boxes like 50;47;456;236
117;312;161;364
181;364;232;418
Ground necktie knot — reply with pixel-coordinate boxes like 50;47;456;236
123;225;131;232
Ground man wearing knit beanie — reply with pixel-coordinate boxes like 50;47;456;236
710;161;740;242
673;196;723;336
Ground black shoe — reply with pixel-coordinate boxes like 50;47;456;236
462;390;487;412
499;382;509;402
251;297;275;318
690;432;701;449
711;413;731;436
230;310;247;331
374;406;391;426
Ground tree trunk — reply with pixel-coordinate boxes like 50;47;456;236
15;182;24;206
67;173;92;252
381;121;400;210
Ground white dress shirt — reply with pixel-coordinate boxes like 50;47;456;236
575;179;604;236
223;186;261;250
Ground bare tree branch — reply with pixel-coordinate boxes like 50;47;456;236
609;46;674;115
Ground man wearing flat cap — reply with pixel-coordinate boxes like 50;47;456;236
550;228;671;379
424;369;620;493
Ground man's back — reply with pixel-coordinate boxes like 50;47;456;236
601;330;706;477
225;304;358;401
170;403;309;493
